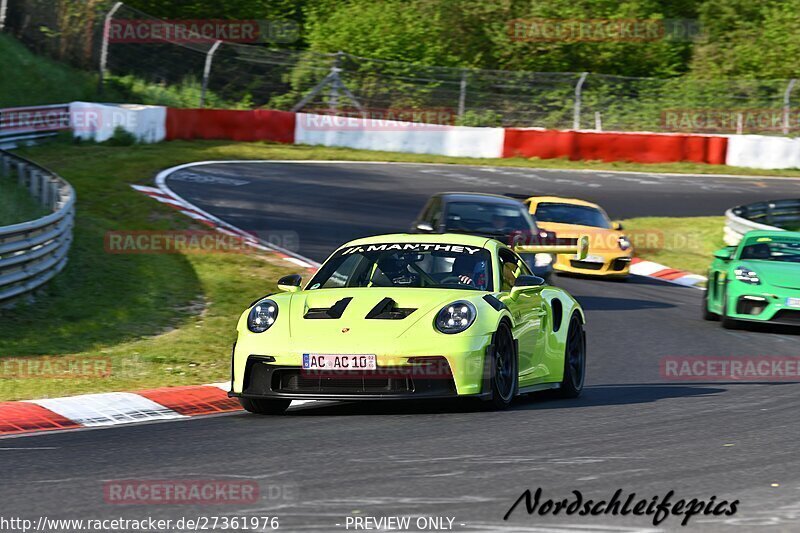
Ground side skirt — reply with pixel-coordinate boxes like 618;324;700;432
517;382;561;395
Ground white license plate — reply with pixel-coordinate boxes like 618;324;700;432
580;254;605;263
786;297;800;308
302;354;376;370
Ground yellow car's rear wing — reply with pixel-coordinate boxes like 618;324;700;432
513;235;590;260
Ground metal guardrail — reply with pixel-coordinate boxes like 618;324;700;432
724;199;800;245
0;104;70;149
0;149;75;303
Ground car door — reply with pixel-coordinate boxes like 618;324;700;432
496;248;546;386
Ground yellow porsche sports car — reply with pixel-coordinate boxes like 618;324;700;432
523;196;633;277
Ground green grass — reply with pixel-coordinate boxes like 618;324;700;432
0;140;301;401
0;34;229;108
0;34;113;107
0;174;48;226
622;216;727;276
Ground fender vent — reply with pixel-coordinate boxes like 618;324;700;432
483;294;507;311
551;298;563;332
366;297;416;320
304;297;353;319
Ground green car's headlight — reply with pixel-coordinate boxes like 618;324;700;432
248;299;278;332
435;301;476;334
734;267;761;285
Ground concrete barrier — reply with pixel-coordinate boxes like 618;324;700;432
294;113;505;158
70;102;166;143
725;135;800;170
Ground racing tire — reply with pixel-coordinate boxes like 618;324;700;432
702;290;719;321
239;397;291;415
486;321;517;410
558;313;586;398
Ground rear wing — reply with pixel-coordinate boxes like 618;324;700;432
513;235;589;260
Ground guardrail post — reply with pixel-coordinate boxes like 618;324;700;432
39;173;51;207
98;2;124;94
783;79;797;136
29;168;40;199
17;162;27;187
0;0;7;32
48;181;56;210
1;153;9;176
458;70;467;120
200;40;222;108
30;166;39;194
573;72;589;130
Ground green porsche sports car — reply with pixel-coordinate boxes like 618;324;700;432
230;233;587;414
704;230;800;328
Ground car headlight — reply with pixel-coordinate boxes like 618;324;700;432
248;299;278;332
534;253;554;267
435;301;476;334
618;235;632;251
734;267;761;285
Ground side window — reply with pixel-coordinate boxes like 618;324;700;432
429;199;443;229
514;252;533;276
498;248;520;292
418;199;434;223
319;255;369;289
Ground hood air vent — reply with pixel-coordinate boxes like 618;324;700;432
304;297;353;319
366;297;416;320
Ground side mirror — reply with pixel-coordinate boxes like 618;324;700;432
612;222;623;231
510;275;545;298
713;249;733;261
278;274;302;292
415;222;434;233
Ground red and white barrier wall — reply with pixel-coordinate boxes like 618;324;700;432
295;113;505;158
503;128;728;165
166;108;295;143
57;103;800;170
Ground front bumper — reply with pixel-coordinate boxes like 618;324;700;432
230;334;494;398
553;253;631;276
726;290;800;325
229;357;481;401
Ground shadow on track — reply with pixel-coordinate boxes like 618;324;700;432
572;295;675;311
277;383;724;417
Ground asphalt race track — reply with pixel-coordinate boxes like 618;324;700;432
4;163;800;532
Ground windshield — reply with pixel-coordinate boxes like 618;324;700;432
534;202;611;229
739;236;800;263
308;242;494;291
443;201;535;236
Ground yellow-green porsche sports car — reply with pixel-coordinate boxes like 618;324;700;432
229;233;587;414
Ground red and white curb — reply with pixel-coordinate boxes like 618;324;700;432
630;257;706;288
0;383;232;436
0;383;317;437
